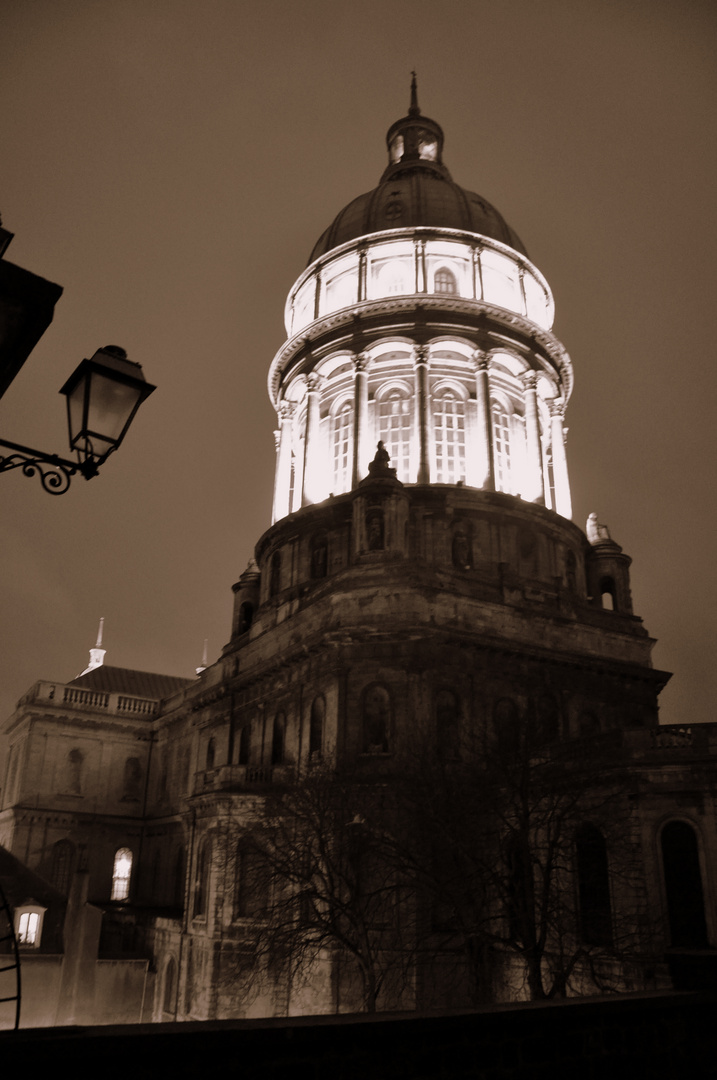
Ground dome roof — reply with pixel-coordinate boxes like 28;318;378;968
308;79;527;264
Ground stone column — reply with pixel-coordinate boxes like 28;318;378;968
472;351;495;491
272;402;295;524
522;371;545;504
352;353;371;487
302;373;324;505
358;247;368;302
549;400;572;519
413;345;431;484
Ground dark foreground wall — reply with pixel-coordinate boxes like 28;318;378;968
1;992;714;1079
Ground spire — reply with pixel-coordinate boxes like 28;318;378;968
78;618;106;677
196;638;209;675
409;71;420;117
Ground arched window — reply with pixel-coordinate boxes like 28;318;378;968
378;260;410;296
238;724;251;766
310;532;328;579
172;846;185;907
234;844;270;919
436;689;460;758
434;267;457;294
66;748;84;795
492;399;512;494
576;825;613;946
111;847;133;902
578;711;600;737
332;399;353;495
600;577;616;611
192;839;210;918
434;388;465;484
362;684;391;754
163;956;177;1015
271;713;285;765
50;839;75;895
378;387;411;482
269;551;282;599
661;821;708;947
237;601;253;634
309;697;324;759
122;756;142;800
535;694;560;744
494;697;520;750
205;738;216;771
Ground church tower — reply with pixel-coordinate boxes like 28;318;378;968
2;87;684;1027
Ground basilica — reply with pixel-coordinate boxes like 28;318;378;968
1;85;714;1027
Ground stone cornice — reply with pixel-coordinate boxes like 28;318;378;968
269;295;573;405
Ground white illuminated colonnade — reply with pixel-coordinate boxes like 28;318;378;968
268;87;573;525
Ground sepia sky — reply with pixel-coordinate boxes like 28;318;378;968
1;0;715;727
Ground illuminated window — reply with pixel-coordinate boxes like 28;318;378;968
492;399;512;493
332;401;353;495
434;389;465;484
434;267;457;294
15;904;45;948
111;847;133;901
378;388;411;482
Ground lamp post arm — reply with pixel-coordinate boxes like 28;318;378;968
0;436;98;494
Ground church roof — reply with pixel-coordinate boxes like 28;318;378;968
69;665;193;700
308;79;527;264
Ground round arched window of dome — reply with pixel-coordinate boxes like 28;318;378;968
434;267;457;294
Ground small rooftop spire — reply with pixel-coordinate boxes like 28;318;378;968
409;71;420;116
196;638;209;676
78;617;106;677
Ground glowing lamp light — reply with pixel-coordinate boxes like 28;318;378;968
60;346;156;478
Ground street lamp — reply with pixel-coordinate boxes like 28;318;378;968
0;346;155;494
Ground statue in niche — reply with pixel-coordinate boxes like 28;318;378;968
363;684;391;753
310;533;328;579
366;508;384;551
564;550;577;593
586;512;611;544
367;441;396;479
452;527;471;569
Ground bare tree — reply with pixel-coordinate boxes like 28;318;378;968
390;707;656;1003
219;766;420;1014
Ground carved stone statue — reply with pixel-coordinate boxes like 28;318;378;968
586;512;611;545
367;441;396;479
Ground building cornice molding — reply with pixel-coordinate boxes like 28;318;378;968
269;296;573;404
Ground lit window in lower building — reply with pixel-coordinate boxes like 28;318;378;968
17;911;40;946
111;847;133;901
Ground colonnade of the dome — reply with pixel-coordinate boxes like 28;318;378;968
270;339;572;524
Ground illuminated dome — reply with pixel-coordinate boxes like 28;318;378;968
309;79;527;264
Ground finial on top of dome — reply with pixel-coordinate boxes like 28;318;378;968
409;71;420;117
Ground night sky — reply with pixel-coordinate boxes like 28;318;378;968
1;1;715;728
